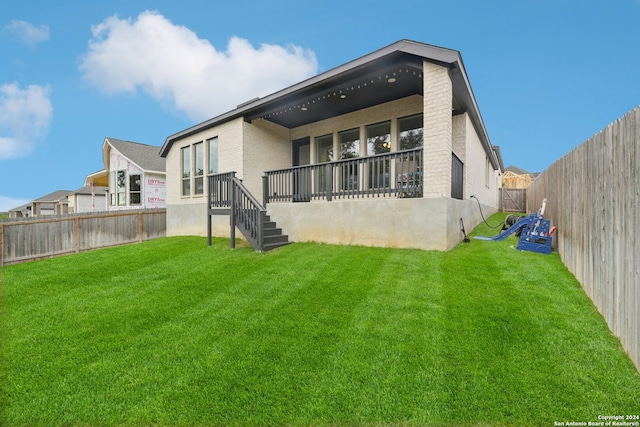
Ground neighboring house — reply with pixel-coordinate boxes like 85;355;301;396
160;39;503;251
502;166;538;189
85;137;166;211
67;185;108;213
8;202;31;218
8;190;72;218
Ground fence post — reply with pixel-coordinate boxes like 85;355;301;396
138;211;144;242
0;223;4;268
74;217;80;253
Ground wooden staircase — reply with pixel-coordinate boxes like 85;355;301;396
207;172;291;252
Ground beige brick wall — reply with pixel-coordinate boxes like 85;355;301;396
423;60;453;198
165;118;244;235
165;118;244;208
460;112;499;206
242;118;291;203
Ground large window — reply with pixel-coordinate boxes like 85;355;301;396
194;142;204;195
129;174;141;205
339;128;360;159
207;137;218;175
398;114;423;150
367;121;391;188
316;134;333;163
339;128;359;190
181;146;191;196
116;170;126;205
109;171;116;205
366;121;391;155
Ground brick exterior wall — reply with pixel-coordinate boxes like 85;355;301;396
242;118;291;203
422;60;453;198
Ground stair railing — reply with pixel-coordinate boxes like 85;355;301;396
229;176;266;251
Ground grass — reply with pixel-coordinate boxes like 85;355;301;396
1;213;639;426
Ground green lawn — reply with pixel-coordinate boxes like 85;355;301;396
1;214;639;426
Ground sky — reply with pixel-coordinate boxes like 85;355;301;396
1;0;639;211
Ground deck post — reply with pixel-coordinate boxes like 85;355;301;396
230;180;236;249
325;163;333;201
262;175;269;207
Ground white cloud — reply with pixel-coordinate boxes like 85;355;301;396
0;195;31;212
4;20;50;46
0;83;53;160
79;11;319;121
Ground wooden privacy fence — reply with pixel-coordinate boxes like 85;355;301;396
527;105;639;371
0;209;166;267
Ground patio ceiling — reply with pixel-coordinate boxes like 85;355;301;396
244;52;443;129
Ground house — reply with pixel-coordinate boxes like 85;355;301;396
67;185;108;213
8;190;74;218
502;166;538;189
8;202;31;218
85;137;166;211
160;40;503;251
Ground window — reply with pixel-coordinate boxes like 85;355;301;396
207;137;218;175
194;142;204;195
366;121;391;188
366;121;391;155
181;146;191;196
130;174;141;205
109;171;116;205
339;128;360;159
339;128;359;190
398;114;423;150
316;134;333;163
116;170;126;205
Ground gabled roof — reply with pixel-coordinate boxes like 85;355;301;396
104;137;165;173
32;190;74;203
71;185;108;196
160;39;499;170
505;165;531;175
9;202;31;213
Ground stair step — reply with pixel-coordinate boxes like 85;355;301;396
264;227;283;236
263;220;277;229
264;234;289;245
262;241;292;251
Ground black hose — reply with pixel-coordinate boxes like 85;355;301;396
470;195;503;229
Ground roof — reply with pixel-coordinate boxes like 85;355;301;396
71;185;108;196
32;190;74;203
505;165;536;176
160;39;499;170
105;137;165;173
9;202;31;213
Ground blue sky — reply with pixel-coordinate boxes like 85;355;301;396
1;0;639;211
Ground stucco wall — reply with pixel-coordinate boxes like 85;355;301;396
267;197;497;251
